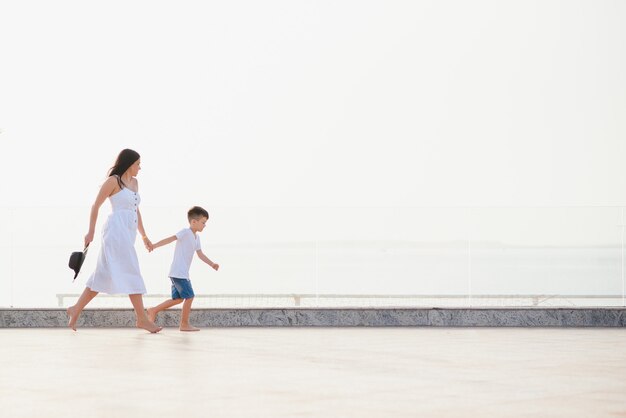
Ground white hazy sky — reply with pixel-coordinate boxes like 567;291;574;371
2;1;626;306
1;0;625;210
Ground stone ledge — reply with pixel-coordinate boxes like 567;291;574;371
1;308;625;327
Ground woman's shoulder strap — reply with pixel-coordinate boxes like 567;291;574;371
110;174;124;189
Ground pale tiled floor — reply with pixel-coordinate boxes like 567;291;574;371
1;328;625;418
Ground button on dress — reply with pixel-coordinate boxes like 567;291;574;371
85;187;147;294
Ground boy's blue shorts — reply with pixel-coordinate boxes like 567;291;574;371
170;277;195;299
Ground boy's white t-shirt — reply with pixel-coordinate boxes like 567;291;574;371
168;228;201;280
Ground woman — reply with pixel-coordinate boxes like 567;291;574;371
67;149;162;333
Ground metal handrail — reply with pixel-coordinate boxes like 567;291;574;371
56;293;626;308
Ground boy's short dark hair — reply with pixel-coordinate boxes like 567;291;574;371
188;206;209;221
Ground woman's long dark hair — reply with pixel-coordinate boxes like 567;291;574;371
108;149;140;189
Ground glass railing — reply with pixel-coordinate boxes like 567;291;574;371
1;206;624;308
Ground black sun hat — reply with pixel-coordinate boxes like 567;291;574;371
68;245;89;281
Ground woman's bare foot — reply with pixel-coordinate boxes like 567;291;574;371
66;306;78;331
136;318;162;333
180;324;200;332
146;307;157;323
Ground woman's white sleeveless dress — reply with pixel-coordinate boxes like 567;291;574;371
85;187;147;294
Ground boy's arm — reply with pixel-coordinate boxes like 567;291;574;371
197;250;219;271
150;235;177;252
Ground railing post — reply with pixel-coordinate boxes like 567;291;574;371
9;208;14;308
467;207;473;307
620;207;626;306
314;240;319;307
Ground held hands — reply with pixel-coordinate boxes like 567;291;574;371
142;236;154;252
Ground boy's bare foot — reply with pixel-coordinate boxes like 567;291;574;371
180;324;200;332
146;307;157;323
136;318;162;333
66;306;78;331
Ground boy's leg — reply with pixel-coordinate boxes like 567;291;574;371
66;287;98;331
170;278;198;331
179;298;199;331
128;294;162;333
147;299;183;322
149;277;187;322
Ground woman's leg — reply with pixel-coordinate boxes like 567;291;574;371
128;294;162;333
66;287;98;331
179;298;199;331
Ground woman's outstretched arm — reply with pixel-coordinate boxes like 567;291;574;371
137;208;153;251
84;177;117;247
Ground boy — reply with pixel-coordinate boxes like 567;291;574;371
147;206;219;331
